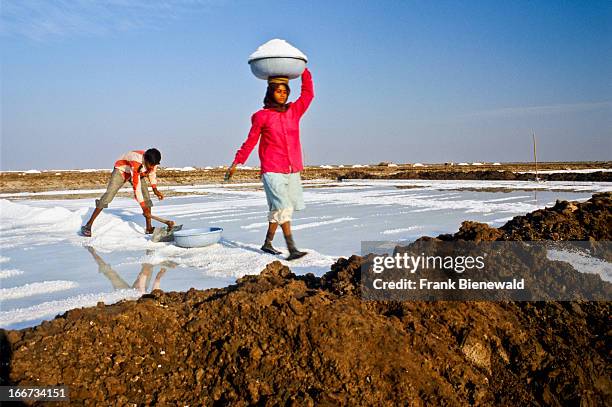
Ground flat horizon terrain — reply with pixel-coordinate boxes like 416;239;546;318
1;161;611;195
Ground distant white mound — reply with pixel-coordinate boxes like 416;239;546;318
165;167;197;172
388;163;398;167
320;165;334;169
23;169;41;174
413;163;425;167
493;162;501;166
458;163;469;166
471;162;483;166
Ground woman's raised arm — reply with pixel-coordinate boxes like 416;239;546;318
291;68;314;118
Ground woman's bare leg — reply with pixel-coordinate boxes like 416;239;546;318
266;222;278;238
280;221;291;236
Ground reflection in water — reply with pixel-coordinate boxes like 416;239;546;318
85;247;177;293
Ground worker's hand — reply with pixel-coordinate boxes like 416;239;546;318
224;163;237;182
142;206;152;219
154;189;164;201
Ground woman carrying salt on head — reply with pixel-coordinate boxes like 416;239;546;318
226;40;313;260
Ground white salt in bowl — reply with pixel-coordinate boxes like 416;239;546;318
173;227;223;248
249;57;307;80
248;39;308;80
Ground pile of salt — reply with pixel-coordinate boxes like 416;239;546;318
248;39;308;62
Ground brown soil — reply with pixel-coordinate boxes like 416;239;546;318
339;169;612;182
1;194;610;406
363;193;612;302
437;192;611;242
1;161;610;194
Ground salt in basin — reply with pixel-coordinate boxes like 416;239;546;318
249;57;306;80
248;39;308;80
173;227;223;248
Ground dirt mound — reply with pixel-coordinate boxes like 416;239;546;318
500;193;611;241
436;192;611;242
1;194;611;406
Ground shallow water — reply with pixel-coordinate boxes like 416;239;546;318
1;179;609;329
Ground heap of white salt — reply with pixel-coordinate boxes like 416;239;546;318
248;39;308;62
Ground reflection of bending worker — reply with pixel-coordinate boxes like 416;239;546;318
85;247;175;293
132;264;168;293
86;246;130;290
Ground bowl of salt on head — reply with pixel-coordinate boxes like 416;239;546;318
248;39;308;80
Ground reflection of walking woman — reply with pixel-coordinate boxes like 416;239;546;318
226;68;314;260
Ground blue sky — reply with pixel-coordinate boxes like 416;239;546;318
1;0;610;170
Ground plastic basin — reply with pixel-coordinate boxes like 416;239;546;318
173;227;223;248
249;57;306;80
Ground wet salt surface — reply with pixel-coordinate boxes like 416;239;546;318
1;180;610;329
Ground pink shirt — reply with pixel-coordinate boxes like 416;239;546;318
233;68;314;173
